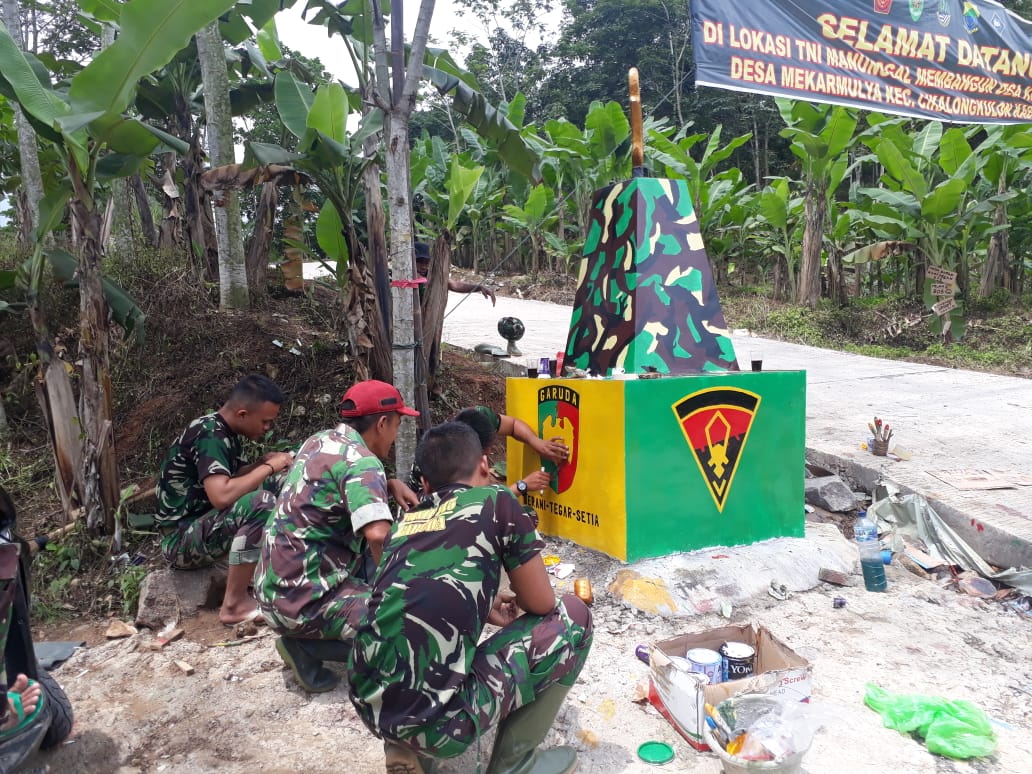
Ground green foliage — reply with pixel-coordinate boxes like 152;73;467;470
119;563;149;617
844;343;914;359
764;307;831;345
32;535;85;622
0;446;51;504
968;288;1012;315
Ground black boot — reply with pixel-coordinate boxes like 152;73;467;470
275;636;340;693
295;638;352;664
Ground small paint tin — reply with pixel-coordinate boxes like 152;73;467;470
685;647;723;685
720;641;756;681
833;597;847;609
635;644;650;665
573;578;594;605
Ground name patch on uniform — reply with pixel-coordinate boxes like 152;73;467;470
395;496;457;536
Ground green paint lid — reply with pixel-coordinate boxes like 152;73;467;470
637;740;674;765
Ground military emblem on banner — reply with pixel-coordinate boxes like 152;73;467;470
538;386;579;494
672;387;760;512
937;0;952;26
909;0;925;21
874;0;894;14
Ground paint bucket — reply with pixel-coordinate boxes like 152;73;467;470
685;647;723;685
667;657;709;692
720;641;756;681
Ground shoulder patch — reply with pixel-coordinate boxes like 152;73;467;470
395;496;458;537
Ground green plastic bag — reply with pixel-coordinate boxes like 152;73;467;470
864;684;997;759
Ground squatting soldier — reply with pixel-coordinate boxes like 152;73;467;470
155;374;293;626
254;380;420;693
349;422;593;774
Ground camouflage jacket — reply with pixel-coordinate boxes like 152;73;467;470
254;424;392;621
156;412;241;526
349;483;543;735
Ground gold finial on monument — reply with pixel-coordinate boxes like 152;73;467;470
629;68;645;176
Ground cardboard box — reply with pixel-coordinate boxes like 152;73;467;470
648;623;812;750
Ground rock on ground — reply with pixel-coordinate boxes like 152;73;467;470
135;566;228;631
804;475;858;513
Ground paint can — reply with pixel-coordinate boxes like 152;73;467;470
719;641;756;681
573;578;594;605
685;648;723;685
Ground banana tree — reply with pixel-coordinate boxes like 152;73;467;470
751;177;804;298
777;99;858;308
501;183;560;274
975;125;1032;297
647;122;751;223
857;119;984;340
245;71;391;381
412;154;485;390
0;0;236;531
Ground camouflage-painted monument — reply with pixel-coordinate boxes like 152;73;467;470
564;177;738;376
507;70;806;562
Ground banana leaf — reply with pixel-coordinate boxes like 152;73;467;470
423;64;539;184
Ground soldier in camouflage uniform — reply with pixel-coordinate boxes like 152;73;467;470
255;380;420;693
156;375;294;626
349;422;593;774
407;405;567;503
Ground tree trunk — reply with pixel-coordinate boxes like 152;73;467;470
979;174;1010;298
129;174;158;247
156;160;185;250
826;248;847;305
362;132;394;382
183;140;219;281
373;0;436;473
68;164;118;534
751;114;761;189
196;21;249;309
420;235;450;406
2;0;45;245
772;254;789;300
797;186;826;308
245;181;276;292
385;111;420;466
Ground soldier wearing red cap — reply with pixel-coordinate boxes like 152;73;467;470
254;380;420;693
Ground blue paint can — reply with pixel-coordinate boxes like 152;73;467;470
685;647;723;685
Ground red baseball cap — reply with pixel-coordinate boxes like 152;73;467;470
339;380;419;418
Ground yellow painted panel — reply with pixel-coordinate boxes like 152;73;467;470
506;378;628;560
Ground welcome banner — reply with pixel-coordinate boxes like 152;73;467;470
692;0;1032;123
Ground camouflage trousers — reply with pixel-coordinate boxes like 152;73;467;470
161;490;276;569
0;543;18;726
383;592;593;759
259;576;370;641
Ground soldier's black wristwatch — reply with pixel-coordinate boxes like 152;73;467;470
515;480;528;497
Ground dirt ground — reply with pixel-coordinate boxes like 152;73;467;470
31;519;1032;774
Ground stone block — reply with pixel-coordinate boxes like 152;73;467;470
135;564;227;630
804;475;857;513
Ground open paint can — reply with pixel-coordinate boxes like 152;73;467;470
685;647;723;685
719;641;756;681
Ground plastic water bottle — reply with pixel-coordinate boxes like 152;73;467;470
854;510;887;592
